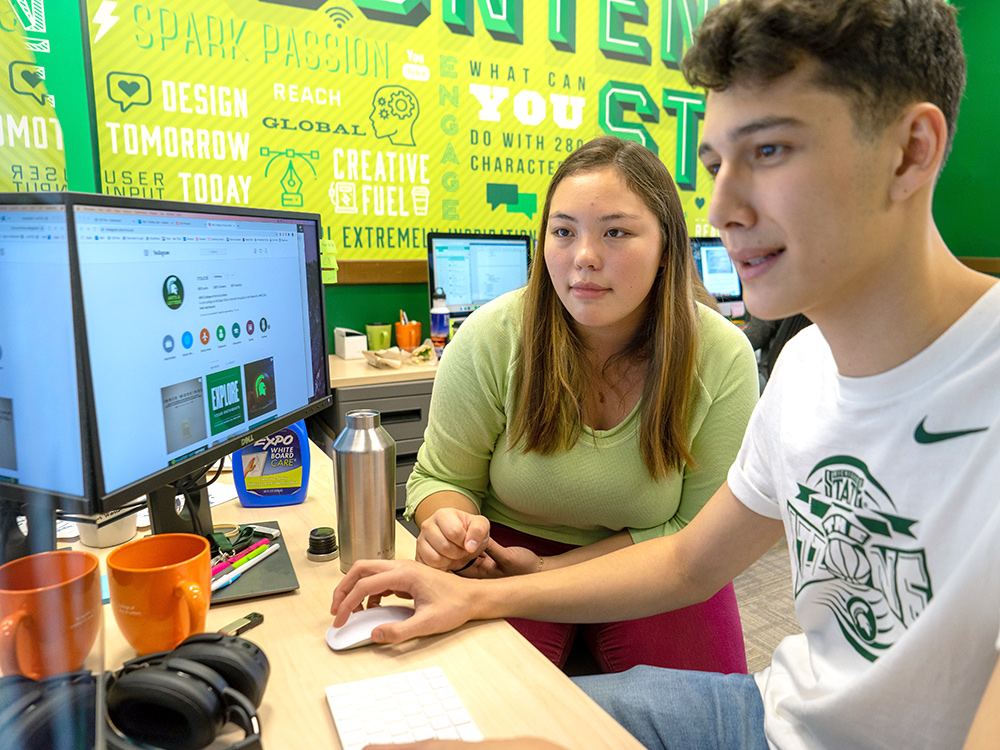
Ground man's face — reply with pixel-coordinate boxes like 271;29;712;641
698;61;898;323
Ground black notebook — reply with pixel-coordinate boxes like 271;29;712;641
210;520;299;605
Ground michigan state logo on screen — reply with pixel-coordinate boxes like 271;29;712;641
162;275;184;309
788;456;931;662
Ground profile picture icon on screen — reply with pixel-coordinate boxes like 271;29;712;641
162;275;184;309
244;357;277;420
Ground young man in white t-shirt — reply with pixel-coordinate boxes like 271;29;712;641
331;1;1000;747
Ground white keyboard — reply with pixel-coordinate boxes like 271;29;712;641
325;666;484;749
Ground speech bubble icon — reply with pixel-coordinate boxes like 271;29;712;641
486;183;520;210
506;191;537;220
107;72;151;112
9;61;49;105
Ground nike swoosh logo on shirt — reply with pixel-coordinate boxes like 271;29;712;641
914;417;988;444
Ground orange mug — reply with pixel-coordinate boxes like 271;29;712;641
395;321;422;351
107;533;210;655
0;549;101;678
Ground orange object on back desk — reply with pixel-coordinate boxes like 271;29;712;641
395;320;421;351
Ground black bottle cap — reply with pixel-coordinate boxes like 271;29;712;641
307;526;339;562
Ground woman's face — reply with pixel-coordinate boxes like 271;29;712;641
544;167;664;340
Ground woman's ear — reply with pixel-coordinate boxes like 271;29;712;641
889;102;948;203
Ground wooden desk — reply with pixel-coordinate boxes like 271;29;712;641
100;444;641;749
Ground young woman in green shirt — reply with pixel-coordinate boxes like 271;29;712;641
405;136;759;674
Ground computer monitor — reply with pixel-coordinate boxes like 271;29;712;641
0;192;332;556
691;237;742;302
0;202;91;559
427;232;532;319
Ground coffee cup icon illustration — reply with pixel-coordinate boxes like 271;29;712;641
411;187;429;216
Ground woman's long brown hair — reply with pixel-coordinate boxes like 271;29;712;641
508;136;713;479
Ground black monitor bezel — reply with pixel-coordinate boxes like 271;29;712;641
690;236;743;303
426;231;533;317
0;192;332;516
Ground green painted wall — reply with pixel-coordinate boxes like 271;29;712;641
935;3;999;258
324;283;431;353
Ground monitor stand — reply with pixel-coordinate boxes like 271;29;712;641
146;477;214;537
0;493;57;564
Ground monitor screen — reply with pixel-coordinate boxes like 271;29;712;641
71;197;331;506
0;203;88;504
427;232;532;316
691;237;741;301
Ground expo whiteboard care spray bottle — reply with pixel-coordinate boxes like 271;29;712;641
234;420;310;507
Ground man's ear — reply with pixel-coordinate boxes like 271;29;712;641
889;103;948;202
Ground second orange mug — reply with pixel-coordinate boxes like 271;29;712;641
0;549;101;679
107;533;210;655
395;321;421;351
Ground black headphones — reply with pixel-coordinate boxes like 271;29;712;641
0;633;269;750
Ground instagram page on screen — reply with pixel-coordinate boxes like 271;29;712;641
73;204;323;497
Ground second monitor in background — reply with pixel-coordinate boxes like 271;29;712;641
427;232;532;326
690;236;744;320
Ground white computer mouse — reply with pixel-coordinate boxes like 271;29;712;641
325;605;414;651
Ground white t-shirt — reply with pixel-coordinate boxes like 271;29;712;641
729;283;1000;750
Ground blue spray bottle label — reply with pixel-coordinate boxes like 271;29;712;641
233;420;309;507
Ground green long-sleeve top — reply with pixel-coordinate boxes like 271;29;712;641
405;290;759;546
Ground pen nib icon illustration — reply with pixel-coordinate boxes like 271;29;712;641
261;147;320;207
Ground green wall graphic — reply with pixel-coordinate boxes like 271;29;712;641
79;0;723;257
1;0;98;192
1;0;995;263
0;2;67;192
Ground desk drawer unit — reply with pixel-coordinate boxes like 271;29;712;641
332;379;433;511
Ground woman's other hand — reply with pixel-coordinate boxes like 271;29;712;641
458;540;541;578
415;507;491;572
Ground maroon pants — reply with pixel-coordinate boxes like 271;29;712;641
489;524;748;675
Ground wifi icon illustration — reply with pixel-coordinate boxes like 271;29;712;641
326;6;352;27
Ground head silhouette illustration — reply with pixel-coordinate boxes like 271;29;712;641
369;86;420;146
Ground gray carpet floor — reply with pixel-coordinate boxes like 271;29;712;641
733;537;801;674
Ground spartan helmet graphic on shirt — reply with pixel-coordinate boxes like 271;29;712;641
787;455;931;662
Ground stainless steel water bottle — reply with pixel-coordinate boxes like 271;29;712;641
333;409;396;573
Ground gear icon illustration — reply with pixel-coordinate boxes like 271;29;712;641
369;85;419;146
388;91;416;119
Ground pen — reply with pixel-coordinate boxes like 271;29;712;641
231;542;269;569
211;538;269;577
211;543;281;592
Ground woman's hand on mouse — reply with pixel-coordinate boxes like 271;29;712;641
331;559;479;643
415;508;491;572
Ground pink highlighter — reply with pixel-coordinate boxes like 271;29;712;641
212;538;269;577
